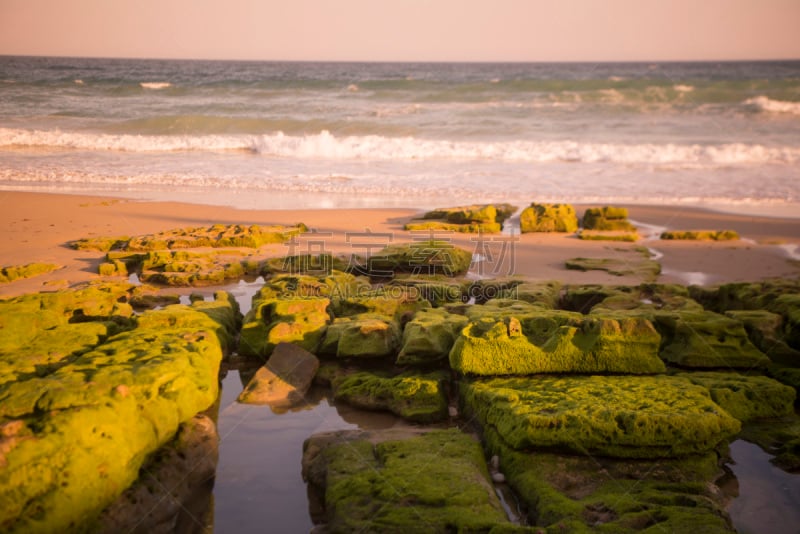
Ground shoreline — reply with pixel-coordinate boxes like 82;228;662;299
0;190;798;297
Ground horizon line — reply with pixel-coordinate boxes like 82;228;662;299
3;53;800;65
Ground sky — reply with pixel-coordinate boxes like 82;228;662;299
1;0;799;62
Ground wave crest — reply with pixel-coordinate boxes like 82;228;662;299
744;96;800;115
1;127;798;166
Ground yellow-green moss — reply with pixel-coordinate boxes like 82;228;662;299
331;370;449;422
368;241;473;277
449;313;665;376
319;313;400;359
677;372;796;421
397;308;469;366
519;203;578;233
0;263;61;284
302;429;510;532
576;230;639;242
654;311;770;369
660;230;740;241
461;375;741;458
481;424;734;532
582;207;637;232
0;293;233;532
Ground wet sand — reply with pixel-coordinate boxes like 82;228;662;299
0;191;798;297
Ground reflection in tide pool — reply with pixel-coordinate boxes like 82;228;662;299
212;370;401;533
727;440;800;534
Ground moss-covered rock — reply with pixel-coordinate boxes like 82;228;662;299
386;277;467;307
331;370;449;422
576;230;639;242
497;280;562;309
97;260;127;277
138;249;247;286
332;287;431;321
482;423;734;532
589;284;705;317
519;203;578;233
302;428;510;532
582;206;637;232
565;256;661;281
406;204;515;234
0;296;229;532
319;313;400;359
239;296;331;359
126;223;307;251
0;263;61;283
69;236;129;252
676;372;796;422
397;308;469;366
368;241;473;277
462;375;741;458
450;312;665;376
725;310;800;366
654;311;770;369
737;417;800;472
661;230;740;241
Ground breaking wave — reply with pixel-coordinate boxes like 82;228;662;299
1;127;798;167
744;96;800;115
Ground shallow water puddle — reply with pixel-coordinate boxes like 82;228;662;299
212;370;401;533
726;440;800;534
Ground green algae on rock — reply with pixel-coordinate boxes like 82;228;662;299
576;229;639;242
319;313;400;359
660;230;740;241
461;375;741;458
386;277;468;307
582;206;637;232
302;428;510;532
676;372;796;422
405;203;516;234
725;310;800;366
653;311;770;369
519;203;578;233
449;313;665;376
331;370;449;422
69;236;129;252
481;423;735;532
565;256;661;281
0;292;235;532
0;263;61;284
367;241;473;277
126;223;308;251
397;307;469;366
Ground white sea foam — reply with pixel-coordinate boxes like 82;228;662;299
673;84;694;93
140;82;172;90
2;127;798;167
74;79;84;85
744;96;800;115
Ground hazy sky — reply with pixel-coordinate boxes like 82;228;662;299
1;0;799;62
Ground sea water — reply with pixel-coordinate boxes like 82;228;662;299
1;56;799;211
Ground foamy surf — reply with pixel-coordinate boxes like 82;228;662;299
2;127;798;166
744;96;800;115
140;82;172;90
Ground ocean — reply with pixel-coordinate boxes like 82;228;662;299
1;56;799;212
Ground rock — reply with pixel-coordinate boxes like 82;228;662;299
661;230;740;241
448;406;458;417
332;287;431;320
461;375;741;458
405;204;515;234
577;230;639;242
654;311;770;369
138;249;247;286
449;312;666;376
126;223;308;251
565;256;660;281
0;262;61;283
519;203;578;233
726;309;800;365
396;308;468;366
367;241;473;277
239;297;331;359
491;472;506;483
238;343;320;407
301;428;511;532
386;278;467;306
496;280;562;308
677;372;796;421
0;294;229;532
95;414;218;533
69;236;129;252
319;313;400;359
331;370;449;422
582;206;637;232
482;422;735;532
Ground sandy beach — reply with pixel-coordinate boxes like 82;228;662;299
0;191;798;297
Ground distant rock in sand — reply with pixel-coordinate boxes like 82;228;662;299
238;343;320;407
